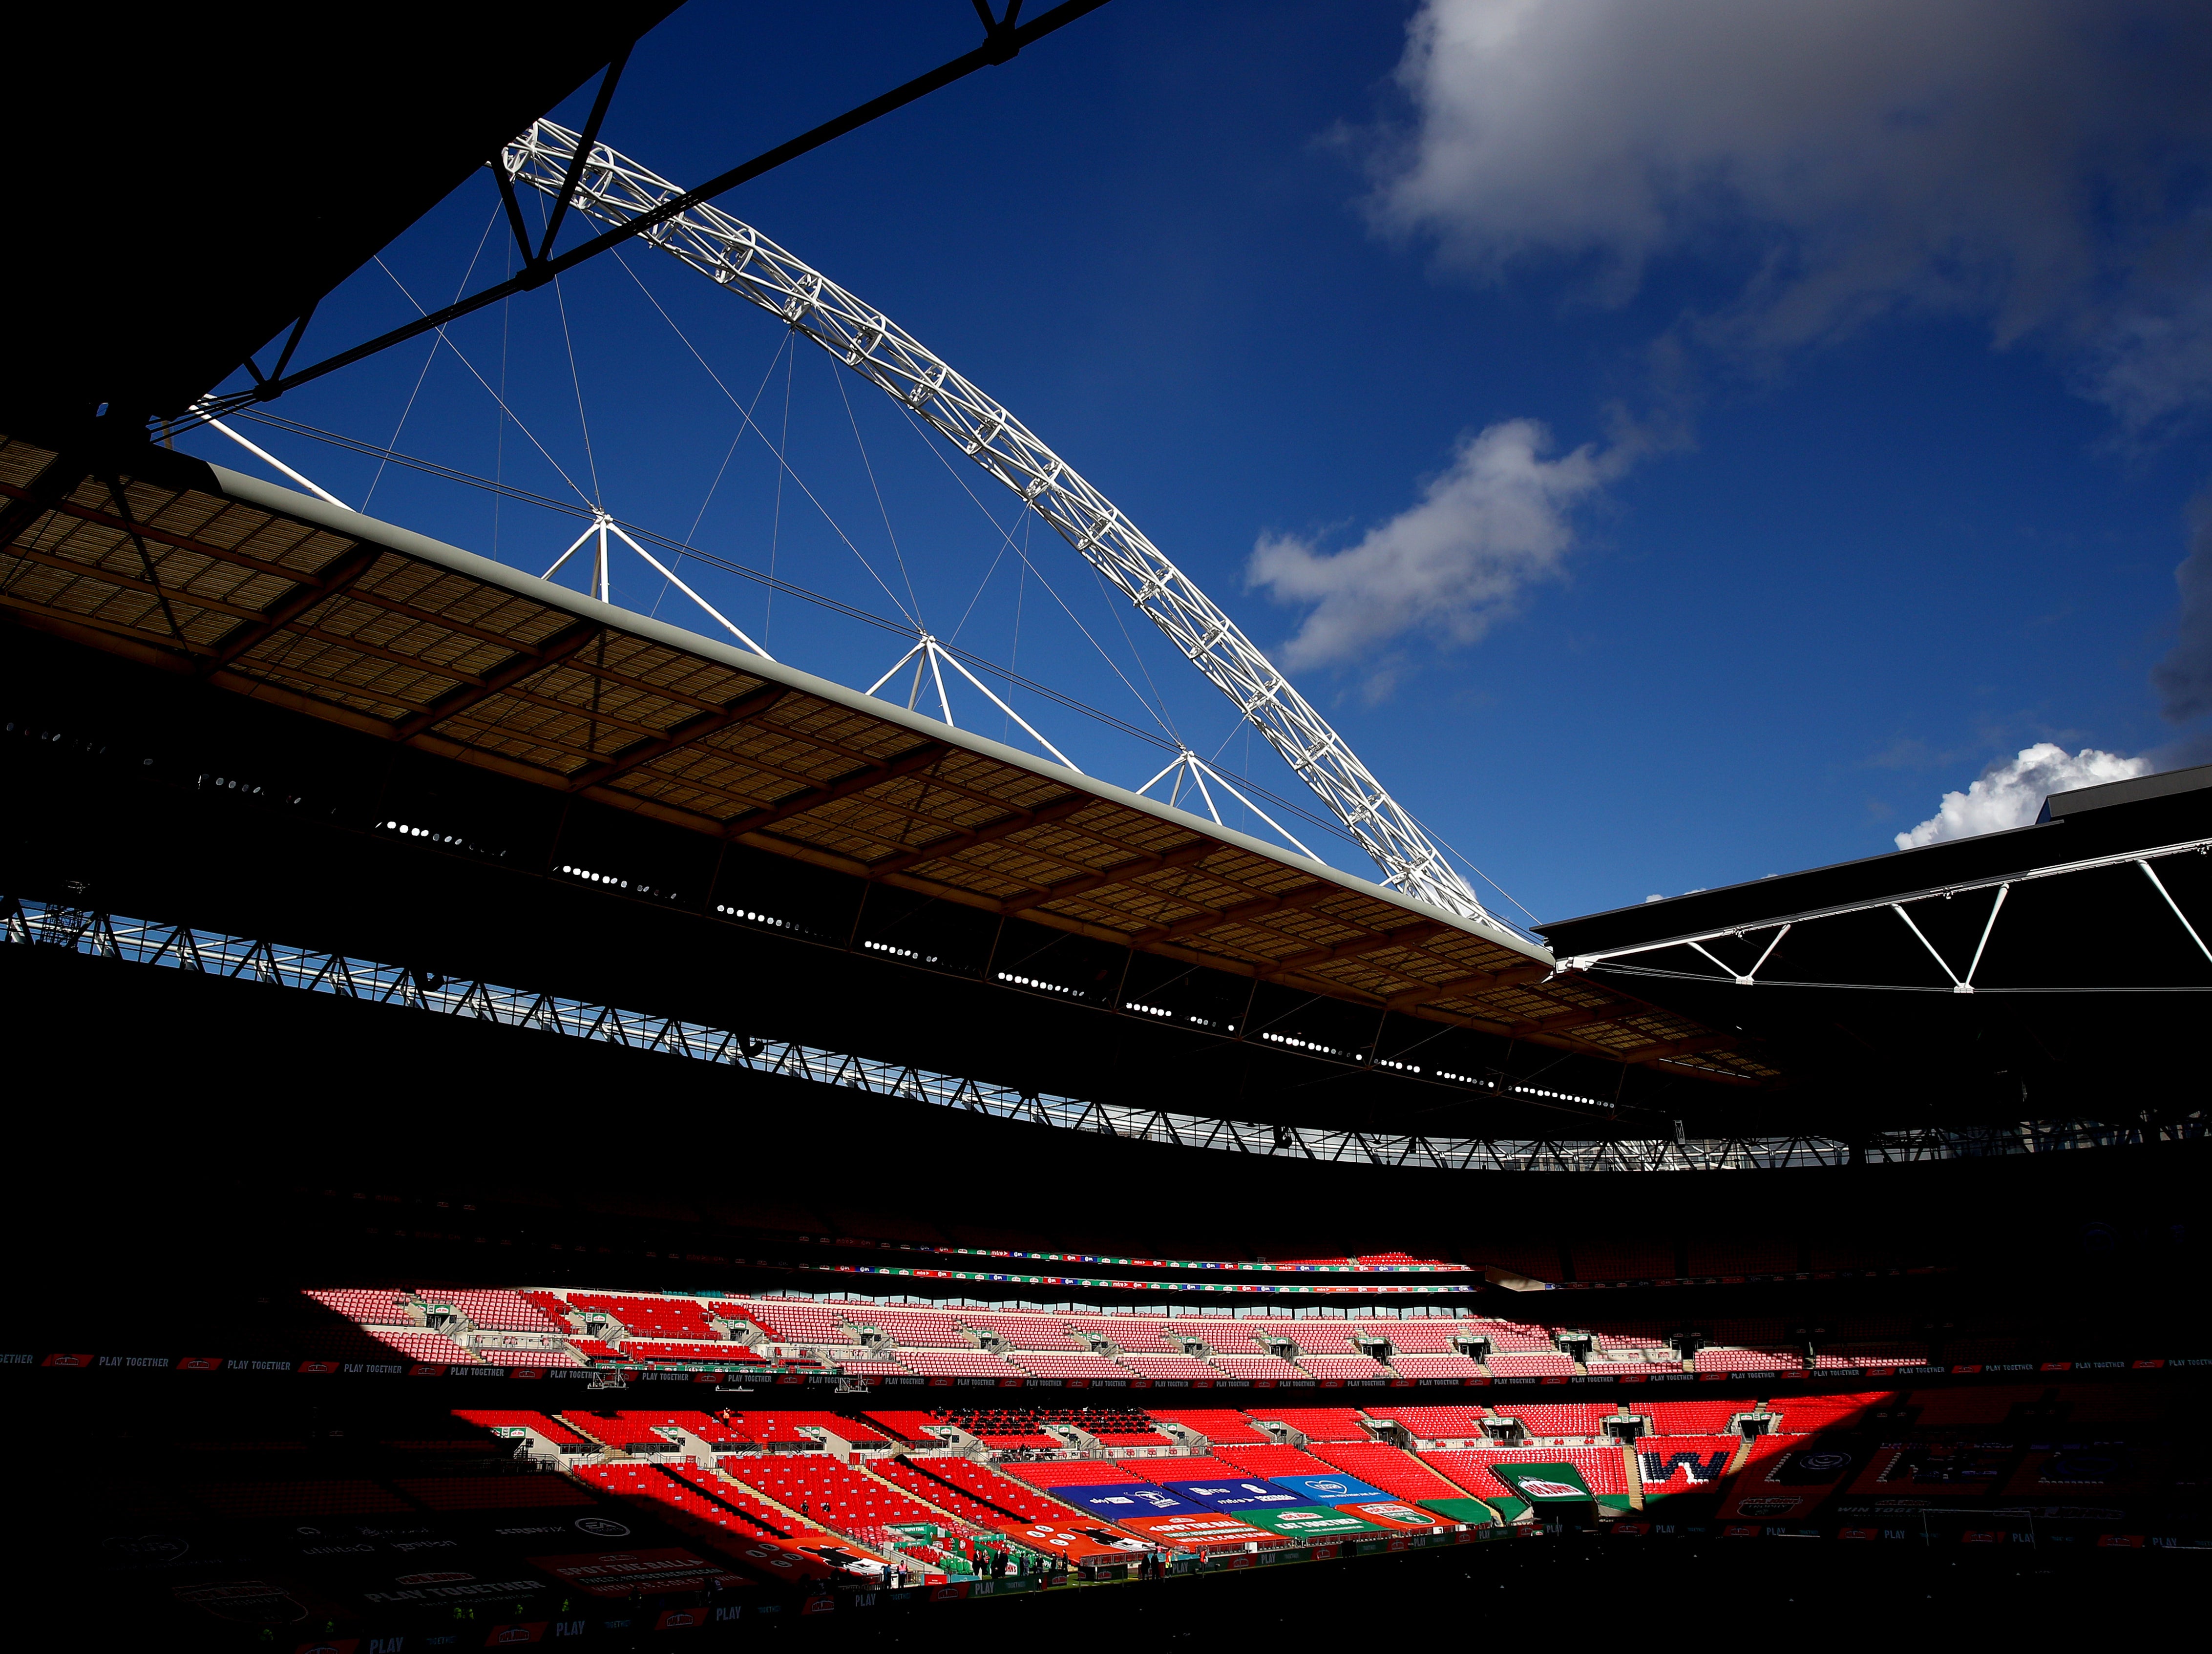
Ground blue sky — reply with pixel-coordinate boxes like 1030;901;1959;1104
188;0;2212;926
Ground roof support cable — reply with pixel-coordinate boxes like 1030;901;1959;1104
2138;858;2212;966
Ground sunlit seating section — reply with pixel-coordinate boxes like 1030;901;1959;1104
1206;1354;1311;1381
1115;1355;1221;1381
1385;1355;1489;1379
1487;1403;1616;1438
724;1299;860;1346
1005;1351;1138;1380
1420;1446;1633;1504
1214;1444;1337;1476
1464;1322;1558;1352
914;1457;1085;1523
1295;1355;1394;1381
845;1306;979;1348
1067;1318;1185;1353
1145;1407;1278;1444
1484;1352;1577;1377
365;1329;483;1364
1640;1401;1754;1436
1364;1405;1492;1441
303;1288;413;1325
421;1288;567;1333
566;1292;723;1341
722;1455;985;1554
1356;1322;1466;1354
1003;1459;1149;1487
1250;1408;1375;1442
1308;1442;1477;1503
453;1409;594;1446
621;1340;763;1363
960;1313;1083;1348
1692;1347;1802;1374
861;1411;948;1444
890;1350;1024;1378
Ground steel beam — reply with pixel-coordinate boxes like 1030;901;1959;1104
566;683;791;791
864;791;1095;877
392;621;603;740
726;742;953;837
1000;839;1220;915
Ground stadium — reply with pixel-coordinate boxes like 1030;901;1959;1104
5;3;2207;1645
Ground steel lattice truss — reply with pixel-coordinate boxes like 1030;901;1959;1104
13;894;2196;1173
502;121;1495;922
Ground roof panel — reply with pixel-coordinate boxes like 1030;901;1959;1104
0;435;1749;1081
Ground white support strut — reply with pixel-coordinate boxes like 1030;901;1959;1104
501;121;1496;923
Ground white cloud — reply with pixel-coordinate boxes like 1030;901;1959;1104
1894;743;2150;849
1247;419;1622;677
1369;0;2212;429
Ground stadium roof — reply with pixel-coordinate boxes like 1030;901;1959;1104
0;430;1765;1083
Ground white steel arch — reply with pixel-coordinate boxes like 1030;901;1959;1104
503;120;1495;922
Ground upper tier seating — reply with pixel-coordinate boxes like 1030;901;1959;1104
1250;1408;1375;1442
565;1293;722;1341
1692;1348;1802;1374
303;1288;412;1326
365;1330;482;1365
620;1340;761;1363
420;1289;565;1334
726;1299;858;1345
1115;1356;1221;1381
1294;1355;1394;1381
1364;1405;1491;1441
1067;1319;1185;1353
1308;1442;1478;1503
1287;1328;1376;1355
959;1314;1082;1349
1354;1322;1466;1354
890;1351;1023;1378
1639;1401;1753;1436
1215;1445;1336;1476
1463;1322;1558;1352
1206;1355;1311;1381
844;1307;979;1348
1584;1357;1658;1375
1146;1408;1278;1444
1484;1352;1577;1377
1005;1352;1138;1380
1487;1403;1617;1438
1384;1355;1489;1379
470;1344;585;1369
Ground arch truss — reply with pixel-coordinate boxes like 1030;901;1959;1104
501;120;1496;924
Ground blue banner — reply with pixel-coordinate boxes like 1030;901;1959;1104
1159;1478;1305;1513
1268;1473;1390;1504
1053;1484;1201;1521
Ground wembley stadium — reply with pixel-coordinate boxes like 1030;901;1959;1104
5;3;2207;1645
